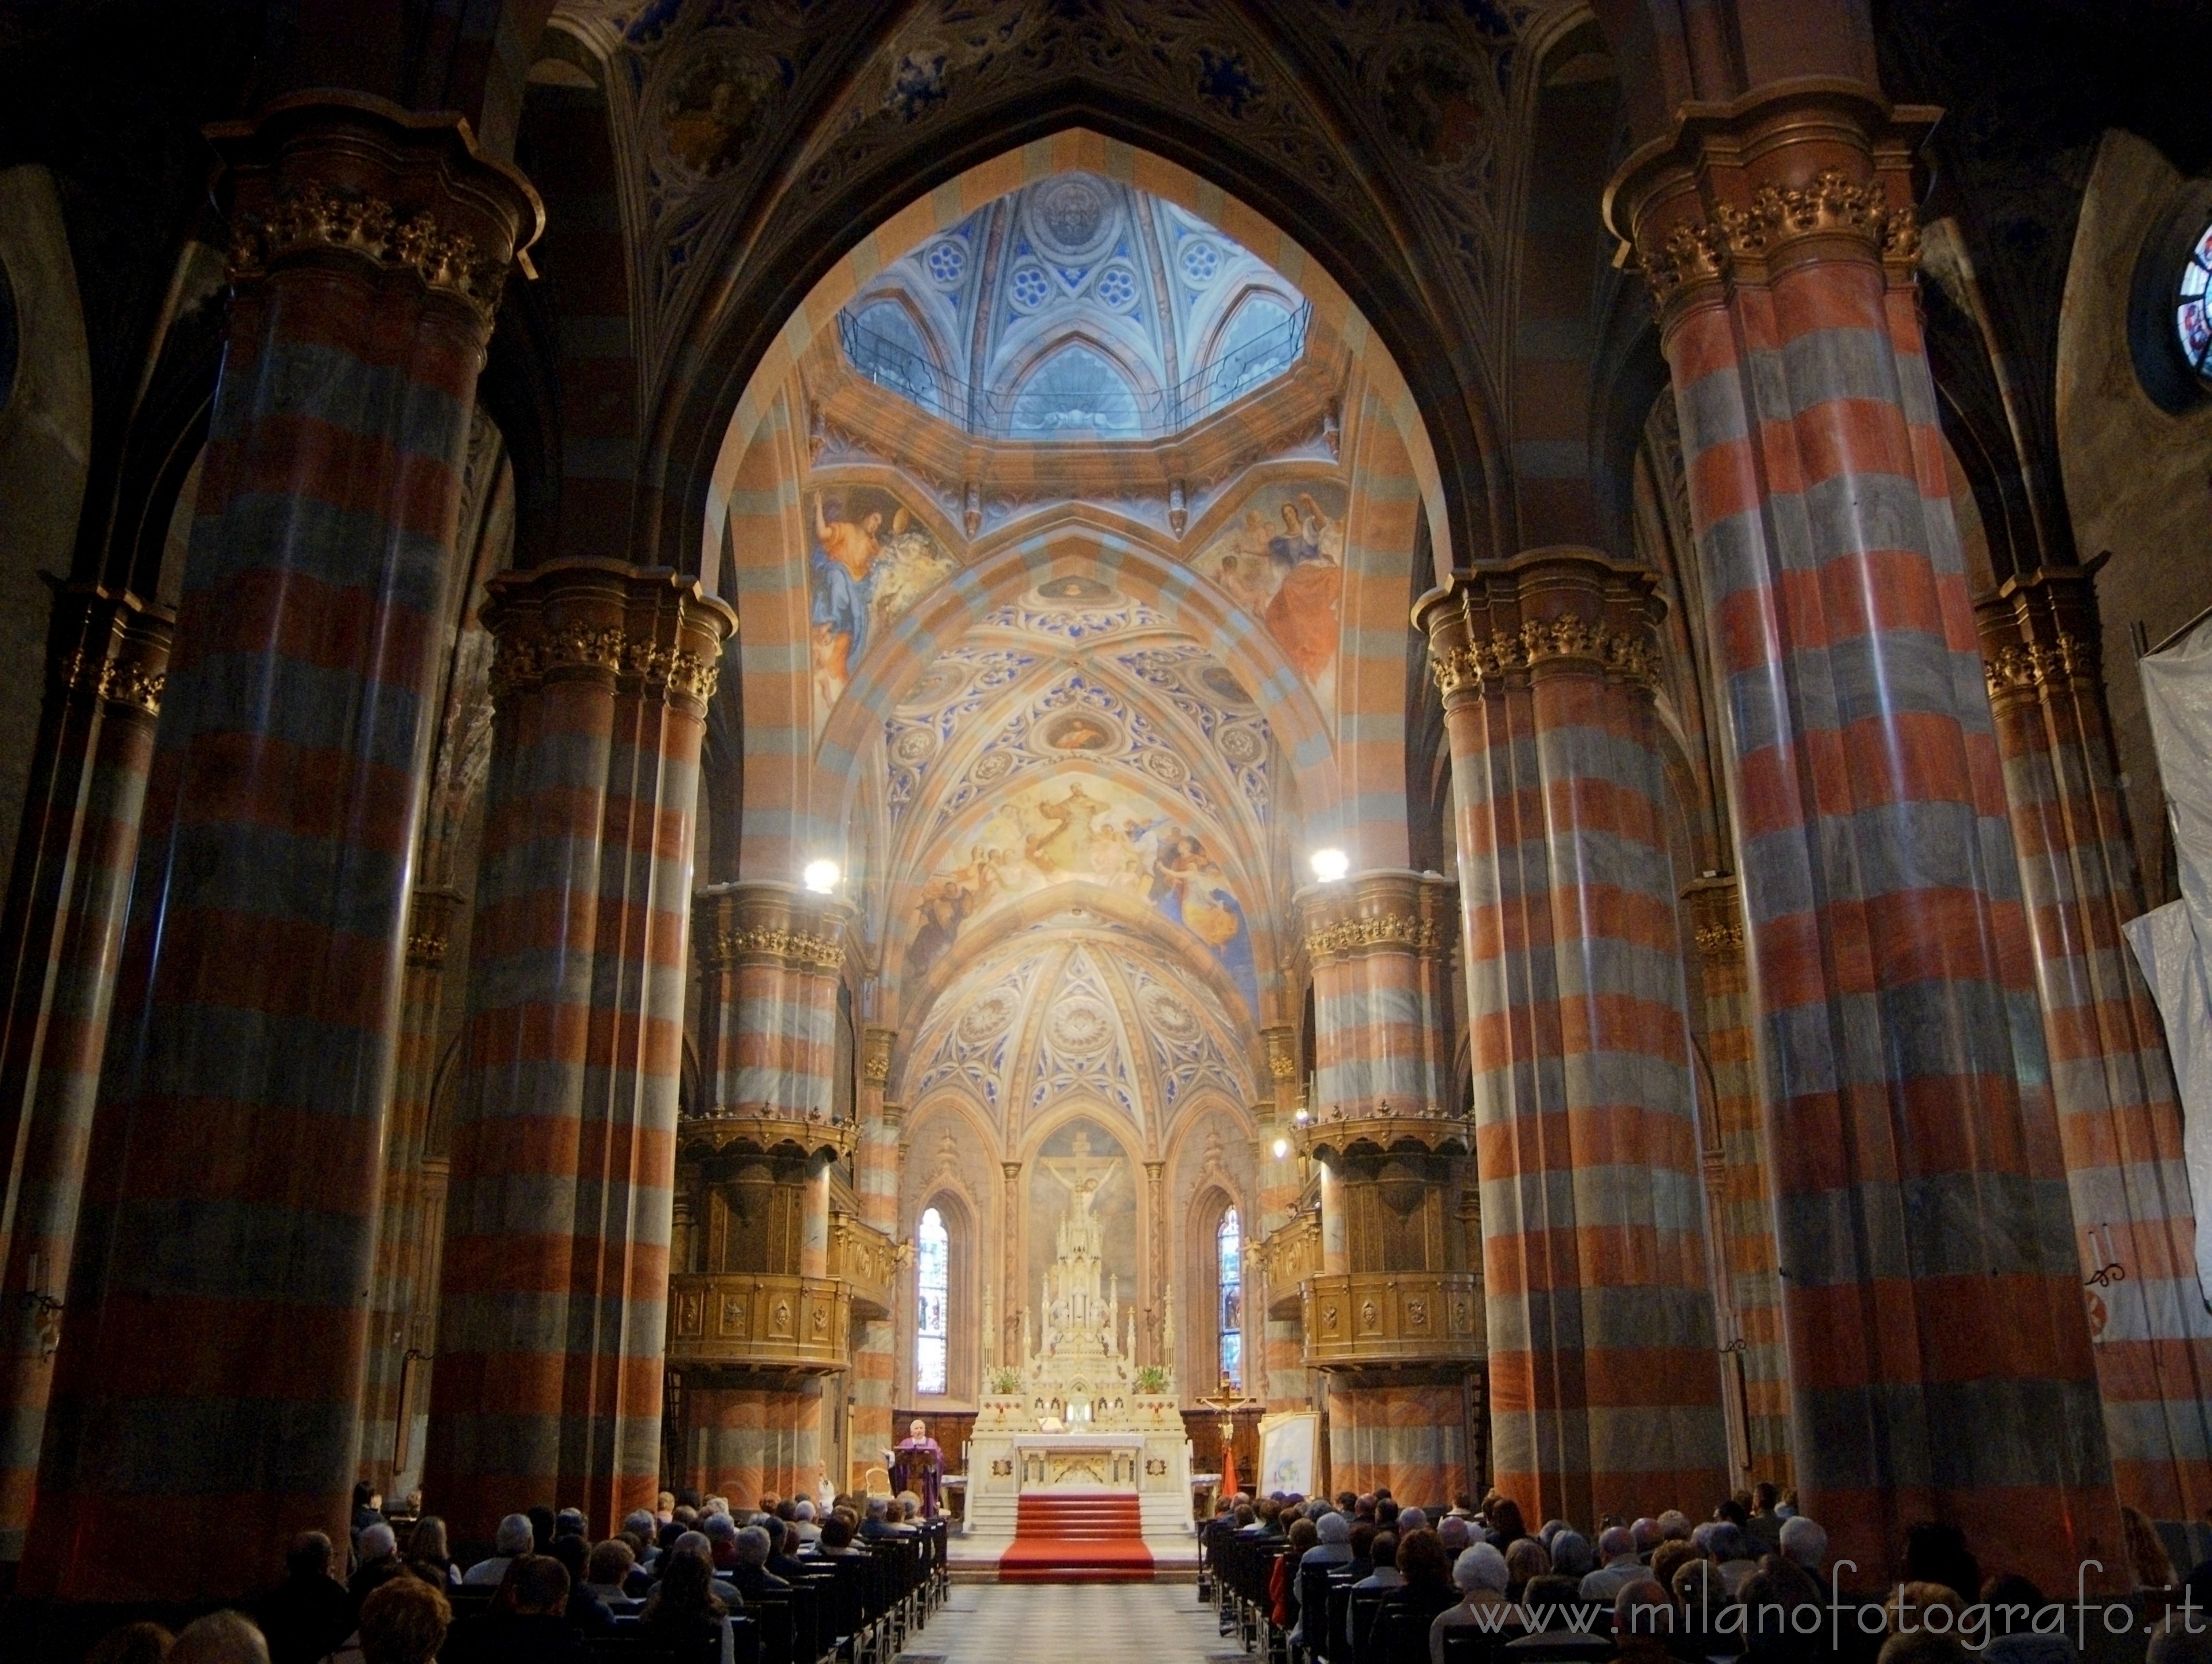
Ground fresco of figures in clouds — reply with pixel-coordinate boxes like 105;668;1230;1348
908;772;1259;1015
1188;480;1345;718
808;483;958;728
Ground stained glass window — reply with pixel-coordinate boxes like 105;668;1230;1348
1217;1206;1243;1393
916;1206;949;1395
2177;222;2212;383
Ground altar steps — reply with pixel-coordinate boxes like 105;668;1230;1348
997;1493;1156;1583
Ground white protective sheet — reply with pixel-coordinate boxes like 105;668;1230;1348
2132;622;2212;1303
2122;901;2212;1301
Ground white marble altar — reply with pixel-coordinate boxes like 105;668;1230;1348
962;1148;1192;1538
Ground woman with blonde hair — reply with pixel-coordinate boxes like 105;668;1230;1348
358;1579;450;1664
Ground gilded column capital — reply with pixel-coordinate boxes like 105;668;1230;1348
1976;565;2103;713
209;91;544;336
693;881;854;974
46;583;175;721
404;886;468;971
1414;546;1663;708
1258;1024;1300;1118
1602;78;1938;337
862;1026;897;1086
1296;869;1456;967
485;557;736;717
1680;875;1747;966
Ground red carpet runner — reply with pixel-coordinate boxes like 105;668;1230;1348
996;1492;1154;1583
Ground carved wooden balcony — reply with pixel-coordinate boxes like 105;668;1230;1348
1252;1211;1322;1320
1294;1107;1476;1166
667;1272;852;1373
677;1108;857;1165
1301;1271;1484;1368
830;1210;901;1320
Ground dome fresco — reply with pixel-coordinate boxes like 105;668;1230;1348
838;172;1309;439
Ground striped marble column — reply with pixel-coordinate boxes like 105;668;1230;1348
688;883;851;1500
1253;1024;1307;1413
1609;85;2122;1589
692;883;853;1120
427;557;731;1547
1298;875;1471;1498
1300;872;1458;1122
674;1378;824;1508
1417;548;1726;1530
19;98;535;1605
0;589;170;1564
1326;1375;1470;1504
1681;877;1793;1489
850;1026;898;1487
1002;1160;1024;1363
1979;568;2212;1522
357;884;465;1497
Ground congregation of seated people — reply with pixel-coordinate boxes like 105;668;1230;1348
74;1483;942;1664
1201;1478;2212;1664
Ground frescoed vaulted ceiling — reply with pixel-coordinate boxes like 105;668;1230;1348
876;574;1289;1056
900;918;1257;1159
720;129;1437;1140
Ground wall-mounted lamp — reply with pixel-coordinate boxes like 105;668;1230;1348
802;859;841;894
1271;1137;1291;1160
1309;848;1349;883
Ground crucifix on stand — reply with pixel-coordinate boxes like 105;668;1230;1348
1196;1372;1256;1506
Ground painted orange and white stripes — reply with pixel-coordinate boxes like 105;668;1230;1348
428;560;729;1548
0;590;170;1562
21;99;535;1604
1979;572;2212;1523
1419;548;1727;1530
1611;85;2123;1592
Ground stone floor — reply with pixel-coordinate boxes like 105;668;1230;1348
895;1582;1243;1663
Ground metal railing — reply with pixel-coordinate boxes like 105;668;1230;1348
836;300;1311;439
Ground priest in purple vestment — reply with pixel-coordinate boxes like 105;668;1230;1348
891;1418;945;1519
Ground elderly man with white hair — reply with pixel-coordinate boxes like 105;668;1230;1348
1288;1511;1357;1645
1580;1526;1645;1604
347;1522;407;1610
461;1514;535;1585
728;1525;792;1599
1429;1544;1513;1664
1549;1529;1595;1582
1779;1515;1827;1573
791;1498;821;1544
1307;1512;1356;1568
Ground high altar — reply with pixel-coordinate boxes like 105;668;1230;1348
962;1136;1193;1538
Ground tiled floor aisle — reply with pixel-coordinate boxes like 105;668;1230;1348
897;1582;1239;1663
